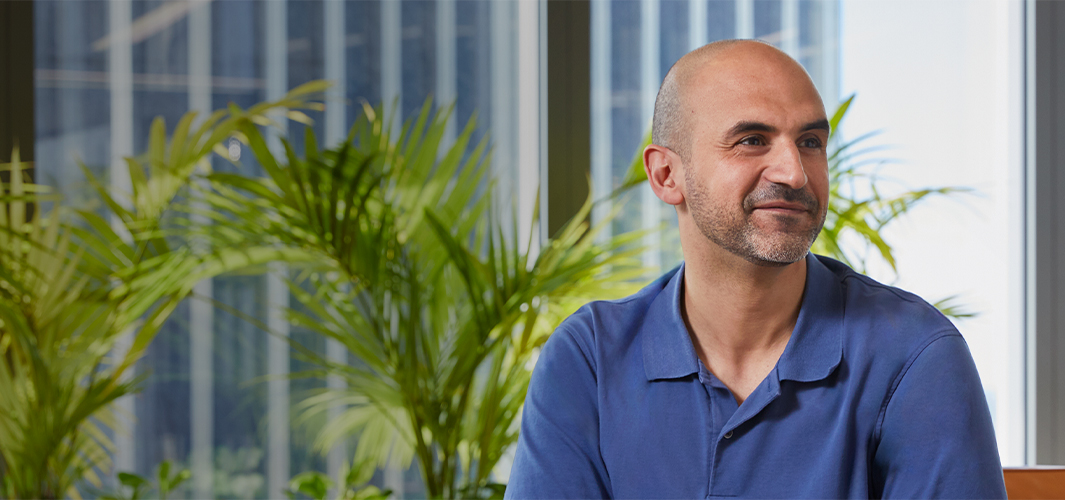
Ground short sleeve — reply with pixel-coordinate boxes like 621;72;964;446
504;324;612;499
872;333;1007;499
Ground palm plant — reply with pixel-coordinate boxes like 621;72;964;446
202;100;647;498
0;83;325;498
0;149;128;498
809;95;969;276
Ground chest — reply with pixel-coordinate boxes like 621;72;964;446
597;365;881;499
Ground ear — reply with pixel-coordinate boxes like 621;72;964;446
643;143;685;206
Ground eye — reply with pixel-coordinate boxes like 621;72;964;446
737;136;765;147
800;137;824;149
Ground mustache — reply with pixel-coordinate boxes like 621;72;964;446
743;184;819;213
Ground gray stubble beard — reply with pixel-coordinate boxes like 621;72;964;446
684;169;827;267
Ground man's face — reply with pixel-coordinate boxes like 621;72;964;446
679;50;830;267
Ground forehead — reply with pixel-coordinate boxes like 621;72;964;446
682;52;827;132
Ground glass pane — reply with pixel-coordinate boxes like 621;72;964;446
591;0;1025;468
33;0;539;496
839;0;1024;465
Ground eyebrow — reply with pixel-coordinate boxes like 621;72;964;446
802;119;832;133
725;118;832;137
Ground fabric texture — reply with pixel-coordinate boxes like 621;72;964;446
505;253;1006;499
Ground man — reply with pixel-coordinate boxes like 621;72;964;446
505;40;1006;499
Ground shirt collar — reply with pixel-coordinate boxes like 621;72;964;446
642;254;844;383
641;263;701;380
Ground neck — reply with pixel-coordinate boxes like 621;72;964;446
672;208;812;404
685;248;800;343
681;243;808;369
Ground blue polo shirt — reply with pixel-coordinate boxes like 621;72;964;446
506;254;1006;499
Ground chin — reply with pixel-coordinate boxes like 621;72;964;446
739;237;813;267
742;251;808;268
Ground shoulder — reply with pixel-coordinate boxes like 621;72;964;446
812;255;972;399
519;266;681;441
810;258;998;477
816;255;960;349
545;266;680;368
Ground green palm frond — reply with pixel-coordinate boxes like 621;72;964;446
0;83;325;497
202;98;648;499
812;94;973;277
931;294;978;319
0;149;134;499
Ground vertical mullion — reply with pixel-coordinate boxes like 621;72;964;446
689;0;708;49
265;0;290;495
492;0;515;220
108;0;135;475
641;0;661;272
781;0;798;58
437;0;457;143
266;267;291;496
0;0;34;165
1031;0;1065;466
380;2;405;493
325;0;346;147
819;0;839;106
517;0;541;256
188;2;213;497
591;0;611;241
382;0;401;135
379;0;402;490
323;0;347;489
1024;0;1036;467
538;0;549;245
545;0;590;236
998;0;1026;467
736;0;753;39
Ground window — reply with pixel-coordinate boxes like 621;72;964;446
589;0;1026;467
34;0;540;496
838;0;1025;465
25;0;1038;494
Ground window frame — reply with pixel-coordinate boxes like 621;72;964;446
16;0;1064;469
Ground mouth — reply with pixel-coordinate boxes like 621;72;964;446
752;202;811;214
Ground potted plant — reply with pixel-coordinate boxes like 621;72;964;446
199;100;648;499
0;82;326;498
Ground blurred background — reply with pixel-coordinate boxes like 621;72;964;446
3;0;1053;497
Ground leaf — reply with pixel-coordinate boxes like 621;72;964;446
620;128;653;189
0;84;327;499
118;472;149;489
287;110;315;126
180;95;650;498
828;93;855;142
932;294;979;319
288;471;332;500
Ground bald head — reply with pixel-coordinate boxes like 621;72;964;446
652;40;820;162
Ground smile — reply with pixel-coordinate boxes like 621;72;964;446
752;204;810;214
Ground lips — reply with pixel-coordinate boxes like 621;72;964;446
752;202;810;213
743;184;819;215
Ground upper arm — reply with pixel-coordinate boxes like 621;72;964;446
872;334;1006;499
504;324;611;499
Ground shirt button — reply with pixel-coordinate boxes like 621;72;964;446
724;431;733;439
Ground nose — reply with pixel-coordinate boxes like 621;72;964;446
763;141;808;189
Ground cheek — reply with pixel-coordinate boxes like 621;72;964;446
703;173;752;208
805;161;830;201
687;157;760;206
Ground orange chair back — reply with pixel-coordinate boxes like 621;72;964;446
1003;467;1065;499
